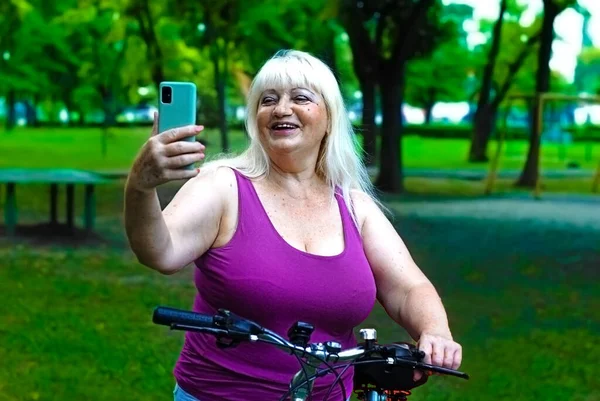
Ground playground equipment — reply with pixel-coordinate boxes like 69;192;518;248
485;92;600;198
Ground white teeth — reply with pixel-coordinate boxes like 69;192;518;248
274;123;296;129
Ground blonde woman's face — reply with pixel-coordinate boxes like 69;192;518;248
255;86;328;158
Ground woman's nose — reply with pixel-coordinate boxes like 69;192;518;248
273;98;293;116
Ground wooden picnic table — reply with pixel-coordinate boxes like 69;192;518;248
0;168;114;236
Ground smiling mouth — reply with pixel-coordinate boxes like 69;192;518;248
270;122;299;130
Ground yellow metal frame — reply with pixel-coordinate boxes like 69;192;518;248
485;92;600;197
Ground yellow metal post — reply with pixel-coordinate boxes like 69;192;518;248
484;100;512;195
593;159;600;193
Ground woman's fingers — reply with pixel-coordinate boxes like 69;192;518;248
431;341;445;369
151;112;159;137
128;121;207;192
416;333;463;378
163;140;205;157
452;345;463;370
158;124;204;143
164;153;205;169
414;338;433;381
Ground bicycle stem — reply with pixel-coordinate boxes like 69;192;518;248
250;332;367;401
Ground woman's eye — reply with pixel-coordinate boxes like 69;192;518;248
261;97;276;105
295;96;310;102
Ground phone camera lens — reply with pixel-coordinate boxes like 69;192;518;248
161;86;172;104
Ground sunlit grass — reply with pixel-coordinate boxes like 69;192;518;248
1;194;598;400
0;127;597;174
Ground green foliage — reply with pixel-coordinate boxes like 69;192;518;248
405;37;475;112
0;2;74;96
576;47;600;94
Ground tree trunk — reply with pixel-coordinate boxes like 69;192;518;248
470;30;541;161
424;101;435;124
212;40;229;153
101;87;116;127
360;78;377;165
321;28;339;82
469;104;498;161
151;66;165;95
516;1;559;187
468;0;507;162
341;5;378;165
26;96;38;127
136;0;164;91
423;87;436;124
375;62;405;193
6;90;16;131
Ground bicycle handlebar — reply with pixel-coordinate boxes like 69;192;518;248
152;306;469;401
153;306;215;328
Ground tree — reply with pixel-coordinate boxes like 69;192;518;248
56;0;132;127
174;0;248;152
339;0;454;192
337;2;379;166
467;0;544;162
238;0;337;76
125;0;165;91
576;47;600;95
468;0;508;161
405;38;474;124
174;0;342;152
0;1;73;129
516;0;576;187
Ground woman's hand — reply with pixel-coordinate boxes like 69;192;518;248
127;112;206;193
413;332;462;381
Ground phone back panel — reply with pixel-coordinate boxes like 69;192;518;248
158;81;197;142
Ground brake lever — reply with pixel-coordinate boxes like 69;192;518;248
387;343;470;380
413;362;470;379
216;309;266;338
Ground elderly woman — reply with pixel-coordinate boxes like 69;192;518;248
124;50;462;401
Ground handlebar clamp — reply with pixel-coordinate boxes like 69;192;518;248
287;321;315;348
354;342;429;395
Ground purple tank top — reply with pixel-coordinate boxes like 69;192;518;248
174;169;377;400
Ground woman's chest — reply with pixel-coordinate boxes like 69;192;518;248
258;193;345;256
197;237;377;337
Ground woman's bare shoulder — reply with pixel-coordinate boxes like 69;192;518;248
349;189;383;234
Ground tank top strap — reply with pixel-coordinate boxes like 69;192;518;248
334;188;363;245
230;168;270;233
231;168;363;247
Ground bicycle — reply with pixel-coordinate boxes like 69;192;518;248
152;306;469;401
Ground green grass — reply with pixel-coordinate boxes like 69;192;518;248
401;135;598;171
0;127;598;173
1;180;598;401
0;246;194;401
2;247;597;401
0;126;250;171
0;126;598;400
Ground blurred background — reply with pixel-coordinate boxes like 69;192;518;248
0;0;598;400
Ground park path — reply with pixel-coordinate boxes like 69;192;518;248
387;193;600;231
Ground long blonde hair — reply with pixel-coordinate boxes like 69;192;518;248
202;49;379;220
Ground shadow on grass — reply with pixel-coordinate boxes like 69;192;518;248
0;223;108;246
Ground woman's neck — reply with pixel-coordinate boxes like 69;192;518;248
266;160;326;199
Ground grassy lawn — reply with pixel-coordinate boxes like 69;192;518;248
0;126;598;174
0;126;249;171
0;126;598;401
0;180;598;401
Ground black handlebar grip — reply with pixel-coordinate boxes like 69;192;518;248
153;306;215;328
